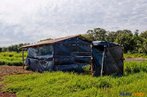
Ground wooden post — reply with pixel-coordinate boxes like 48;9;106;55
101;46;106;76
22;48;25;69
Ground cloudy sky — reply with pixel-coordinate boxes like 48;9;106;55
0;0;147;47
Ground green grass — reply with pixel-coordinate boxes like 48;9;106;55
124;61;147;75
0;51;147;66
2;61;147;97
0;52;27;66
0;52;147;96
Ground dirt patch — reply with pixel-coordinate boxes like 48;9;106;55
125;58;147;61
0;92;16;97
0;66;31;76
0;66;32;97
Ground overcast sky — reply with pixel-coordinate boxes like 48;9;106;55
0;0;147;47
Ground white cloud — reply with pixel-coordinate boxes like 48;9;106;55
0;0;147;46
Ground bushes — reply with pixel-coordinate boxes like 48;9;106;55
0;52;27;66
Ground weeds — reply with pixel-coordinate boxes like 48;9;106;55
1;52;147;97
2;71;147;97
0;52;27;66
124;61;147;75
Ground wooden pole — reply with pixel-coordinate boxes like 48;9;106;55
22;48;25;69
101;46;106;76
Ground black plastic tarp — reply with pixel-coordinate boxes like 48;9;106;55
25;37;91;72
92;41;124;76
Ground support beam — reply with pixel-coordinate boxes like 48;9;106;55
101;46;106;76
22;48;25;69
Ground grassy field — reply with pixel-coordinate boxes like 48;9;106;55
124;61;147;75
0;52;147;97
0;52;27;66
1;61;147;97
0;51;147;66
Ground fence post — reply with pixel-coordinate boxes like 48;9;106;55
22;48;25;69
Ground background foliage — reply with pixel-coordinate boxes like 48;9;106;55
83;28;147;53
1;28;147;54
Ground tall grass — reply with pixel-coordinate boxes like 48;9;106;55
124;61;147;75
2;72;147;97
1;52;147;96
2;61;147;97
0;52;27;66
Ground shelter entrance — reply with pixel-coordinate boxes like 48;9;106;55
91;41;124;76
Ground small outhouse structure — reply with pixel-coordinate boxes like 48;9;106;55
91;41;124;76
22;35;92;72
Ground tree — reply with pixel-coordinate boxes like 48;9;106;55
106;31;117;42
85;28;107;41
93;28;107;41
141;40;147;54
131;30;142;53
140;31;147;39
0;43;27;52
83;30;95;41
115;30;133;53
139;31;147;53
0;47;2;52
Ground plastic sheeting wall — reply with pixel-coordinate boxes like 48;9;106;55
25;37;91;72
25;45;54;72
104;46;123;75
25;58;54;72
53;37;91;71
92;46;123;76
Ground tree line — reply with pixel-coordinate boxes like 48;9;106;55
0;44;26;52
84;28;147;54
1;28;147;54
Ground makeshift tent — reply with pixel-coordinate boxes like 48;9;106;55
22;35;92;72
22;35;124;76
91;41;124;76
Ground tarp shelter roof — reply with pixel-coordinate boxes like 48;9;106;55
92;41;120;47
22;34;91;48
